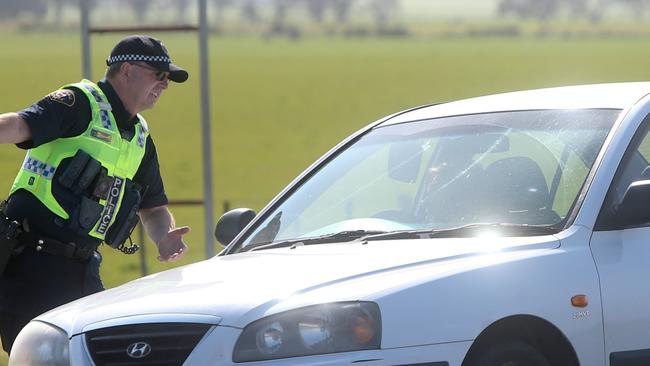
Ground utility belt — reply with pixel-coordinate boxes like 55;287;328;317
0;203;97;277
18;231;97;261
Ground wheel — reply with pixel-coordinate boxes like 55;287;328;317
467;341;551;366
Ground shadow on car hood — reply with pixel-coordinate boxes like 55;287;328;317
39;235;559;335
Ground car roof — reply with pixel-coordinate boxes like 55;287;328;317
383;82;650;126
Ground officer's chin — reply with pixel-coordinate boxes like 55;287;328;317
140;100;157;112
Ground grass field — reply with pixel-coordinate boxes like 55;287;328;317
1;30;650;363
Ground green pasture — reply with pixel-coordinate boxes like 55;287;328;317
1;30;650;363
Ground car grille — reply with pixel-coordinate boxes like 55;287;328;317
85;322;212;366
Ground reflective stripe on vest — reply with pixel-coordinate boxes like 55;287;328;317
21;154;57;179
9;79;149;241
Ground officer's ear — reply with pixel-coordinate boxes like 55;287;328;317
120;62;132;79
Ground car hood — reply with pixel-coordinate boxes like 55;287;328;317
39;235;559;336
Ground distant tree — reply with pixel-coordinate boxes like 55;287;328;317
367;0;400;30
265;0;301;39
270;0;300;30
212;0;235;24
130;0;152;23
618;0;650;19
497;0;559;20
271;0;290;26
306;0;329;23
592;0;650;20
52;0;66;26
240;0;260;23
0;0;47;20
566;0;589;16
332;0;355;23
174;0;191;23
49;0;98;26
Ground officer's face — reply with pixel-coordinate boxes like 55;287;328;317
126;62;170;113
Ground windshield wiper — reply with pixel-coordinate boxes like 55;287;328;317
241;223;560;252
242;229;387;252
361;223;561;242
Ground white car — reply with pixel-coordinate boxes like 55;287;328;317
11;82;650;366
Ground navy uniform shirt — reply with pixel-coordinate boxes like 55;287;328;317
6;79;168;246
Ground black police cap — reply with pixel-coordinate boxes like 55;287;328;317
106;35;188;83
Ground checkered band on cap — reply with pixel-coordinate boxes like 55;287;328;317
107;54;171;65
23;155;56;180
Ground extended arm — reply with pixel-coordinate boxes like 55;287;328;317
0;113;31;144
139;205;189;262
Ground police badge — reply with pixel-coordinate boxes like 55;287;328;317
48;89;75;107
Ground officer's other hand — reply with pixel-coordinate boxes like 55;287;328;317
157;226;190;262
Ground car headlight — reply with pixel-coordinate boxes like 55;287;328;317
9;320;69;366
233;301;381;362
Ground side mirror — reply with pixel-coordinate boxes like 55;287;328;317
614;180;650;227
215;208;256;246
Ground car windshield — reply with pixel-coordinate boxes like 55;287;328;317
240;109;620;249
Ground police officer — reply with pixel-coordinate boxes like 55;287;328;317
0;35;190;353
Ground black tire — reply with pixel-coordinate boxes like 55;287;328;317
467;341;552;366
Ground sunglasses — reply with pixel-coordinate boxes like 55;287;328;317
129;62;170;81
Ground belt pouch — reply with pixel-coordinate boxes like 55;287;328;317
58;150;91;189
79;196;103;230
0;219;19;277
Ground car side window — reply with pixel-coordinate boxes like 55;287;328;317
638;134;650;161
552;150;589;216
596;115;650;230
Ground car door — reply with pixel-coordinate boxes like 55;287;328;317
590;116;650;365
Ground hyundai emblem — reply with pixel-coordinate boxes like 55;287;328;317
126;341;152;359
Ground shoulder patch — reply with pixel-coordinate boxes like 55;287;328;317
48;89;75;107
